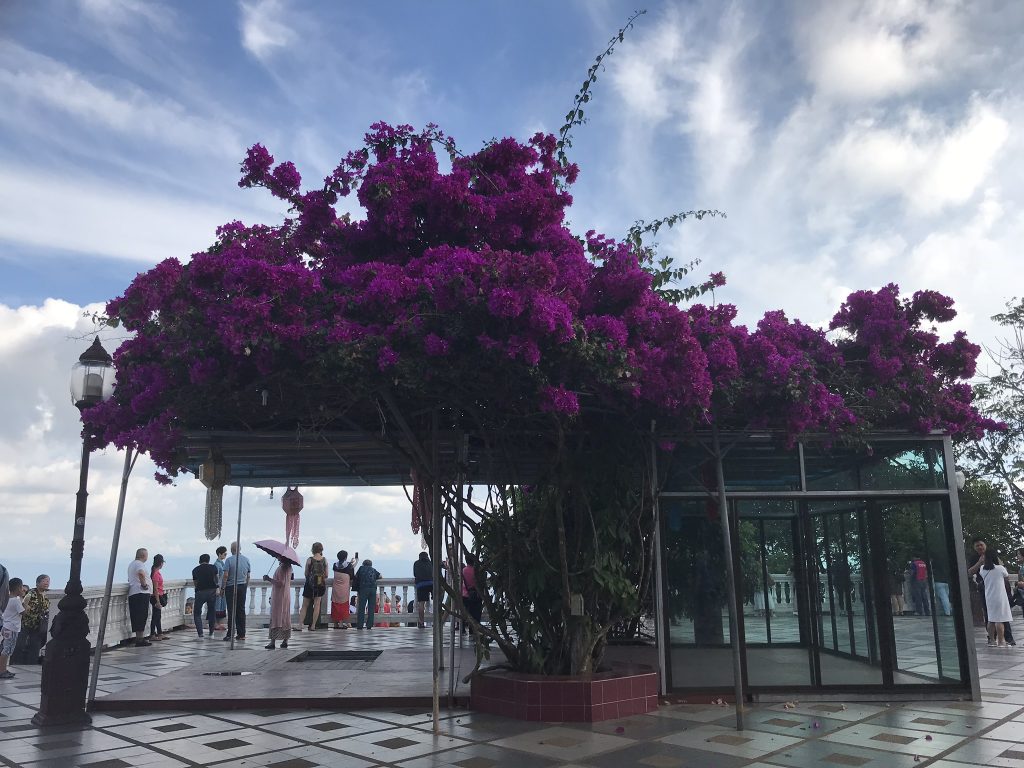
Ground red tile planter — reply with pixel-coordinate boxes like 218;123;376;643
470;663;658;723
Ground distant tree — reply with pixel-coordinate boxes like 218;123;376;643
958;476;1022;558
964;299;1024;539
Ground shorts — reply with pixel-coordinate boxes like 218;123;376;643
0;629;18;657
128;593;151;632
302;583;326;599
416;586;432;603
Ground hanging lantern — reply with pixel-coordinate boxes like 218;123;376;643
199;458;230;540
282;486;303;548
410;468;431;549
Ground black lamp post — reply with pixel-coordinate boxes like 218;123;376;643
33;337;114;727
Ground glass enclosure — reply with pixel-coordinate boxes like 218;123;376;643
660;435;971;694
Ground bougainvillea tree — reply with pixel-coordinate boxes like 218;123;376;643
85;117;996;675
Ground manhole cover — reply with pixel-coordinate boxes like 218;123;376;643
202;671;256;676
289;651;382;663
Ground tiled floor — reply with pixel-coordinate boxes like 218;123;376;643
3;624;1024;766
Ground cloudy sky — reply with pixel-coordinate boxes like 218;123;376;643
1;0;1022;585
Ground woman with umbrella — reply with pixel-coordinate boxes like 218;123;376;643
255;539;299;650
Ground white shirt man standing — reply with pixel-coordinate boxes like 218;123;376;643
127;548;152;647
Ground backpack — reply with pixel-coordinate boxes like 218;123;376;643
355;565;378;591
310;558;327;587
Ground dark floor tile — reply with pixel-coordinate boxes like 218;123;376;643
206;737;250;750
34;738;83;751
153;722;196;733
306;721;349;732
374;735;419;749
81;759;133;768
581;740;747;768
267;759;318;768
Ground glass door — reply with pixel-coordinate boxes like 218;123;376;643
737;500;813;686
807;501;884;685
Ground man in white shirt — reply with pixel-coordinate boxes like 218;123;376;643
127;549;152;647
221;542;251;641
1;577;26;679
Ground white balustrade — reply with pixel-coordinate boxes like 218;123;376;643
42;577;418;648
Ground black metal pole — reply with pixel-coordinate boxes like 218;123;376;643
33;427;94;727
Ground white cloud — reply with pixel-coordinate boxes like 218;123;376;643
608;5;755;195
821;99;1010;214
239;0;298;61
0;42;241;158
0;166;256;263
798;0;963;102
0;299;424;585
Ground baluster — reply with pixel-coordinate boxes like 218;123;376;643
260;587;268;615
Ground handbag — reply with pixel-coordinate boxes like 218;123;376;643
159;593;168;608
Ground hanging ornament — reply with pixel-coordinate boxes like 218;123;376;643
199;458;230;540
410;468;431;549
282;486;303;549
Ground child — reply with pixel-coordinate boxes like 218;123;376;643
1;578;26;680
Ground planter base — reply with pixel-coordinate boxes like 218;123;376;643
471;663;658;723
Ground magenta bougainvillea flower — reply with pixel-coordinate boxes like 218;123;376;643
84;124;998;482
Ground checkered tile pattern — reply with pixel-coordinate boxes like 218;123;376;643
1;623;1023;766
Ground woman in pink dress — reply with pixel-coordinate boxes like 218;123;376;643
264;555;293;650
331;550;354;629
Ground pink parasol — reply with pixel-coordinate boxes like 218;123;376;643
253;538;300;566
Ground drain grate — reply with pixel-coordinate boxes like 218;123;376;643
288;650;382;663
202;671;255;676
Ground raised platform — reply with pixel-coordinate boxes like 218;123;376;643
471;663;659;722
90;625;474;712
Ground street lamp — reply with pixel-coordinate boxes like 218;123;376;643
955;470;967;491
33;337;114;727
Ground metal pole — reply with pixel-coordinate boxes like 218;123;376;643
230;487;243;651
87;447;135;706
944;436;981;700
449;433;466;705
712;425;745;730
650;424;669;695
432;411;442;734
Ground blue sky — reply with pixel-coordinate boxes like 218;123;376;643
1;0;1023;585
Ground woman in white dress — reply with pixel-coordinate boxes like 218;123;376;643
980;550;1013;647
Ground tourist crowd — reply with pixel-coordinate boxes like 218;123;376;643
104;542;484;651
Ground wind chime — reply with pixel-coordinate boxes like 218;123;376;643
281;486;303;549
199;457;229;540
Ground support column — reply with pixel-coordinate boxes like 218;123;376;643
650;425;669;695
712;426;745;730
431;411;442;734
88;447;135;706
944;436;981;700
229;487;243;651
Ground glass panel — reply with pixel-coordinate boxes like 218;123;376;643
879;499;963;682
808;501;883;685
660;441;800;492
722;442;801;491
736;500;811;686
923;501;962;681
804;440;946;491
661;444;713;492
663;498;736;689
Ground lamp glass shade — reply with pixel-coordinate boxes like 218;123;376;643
70;359;114;406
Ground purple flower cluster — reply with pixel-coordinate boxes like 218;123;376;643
85;124;997;480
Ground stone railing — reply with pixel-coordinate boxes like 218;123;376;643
746;573;869;615
44;577;421;649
